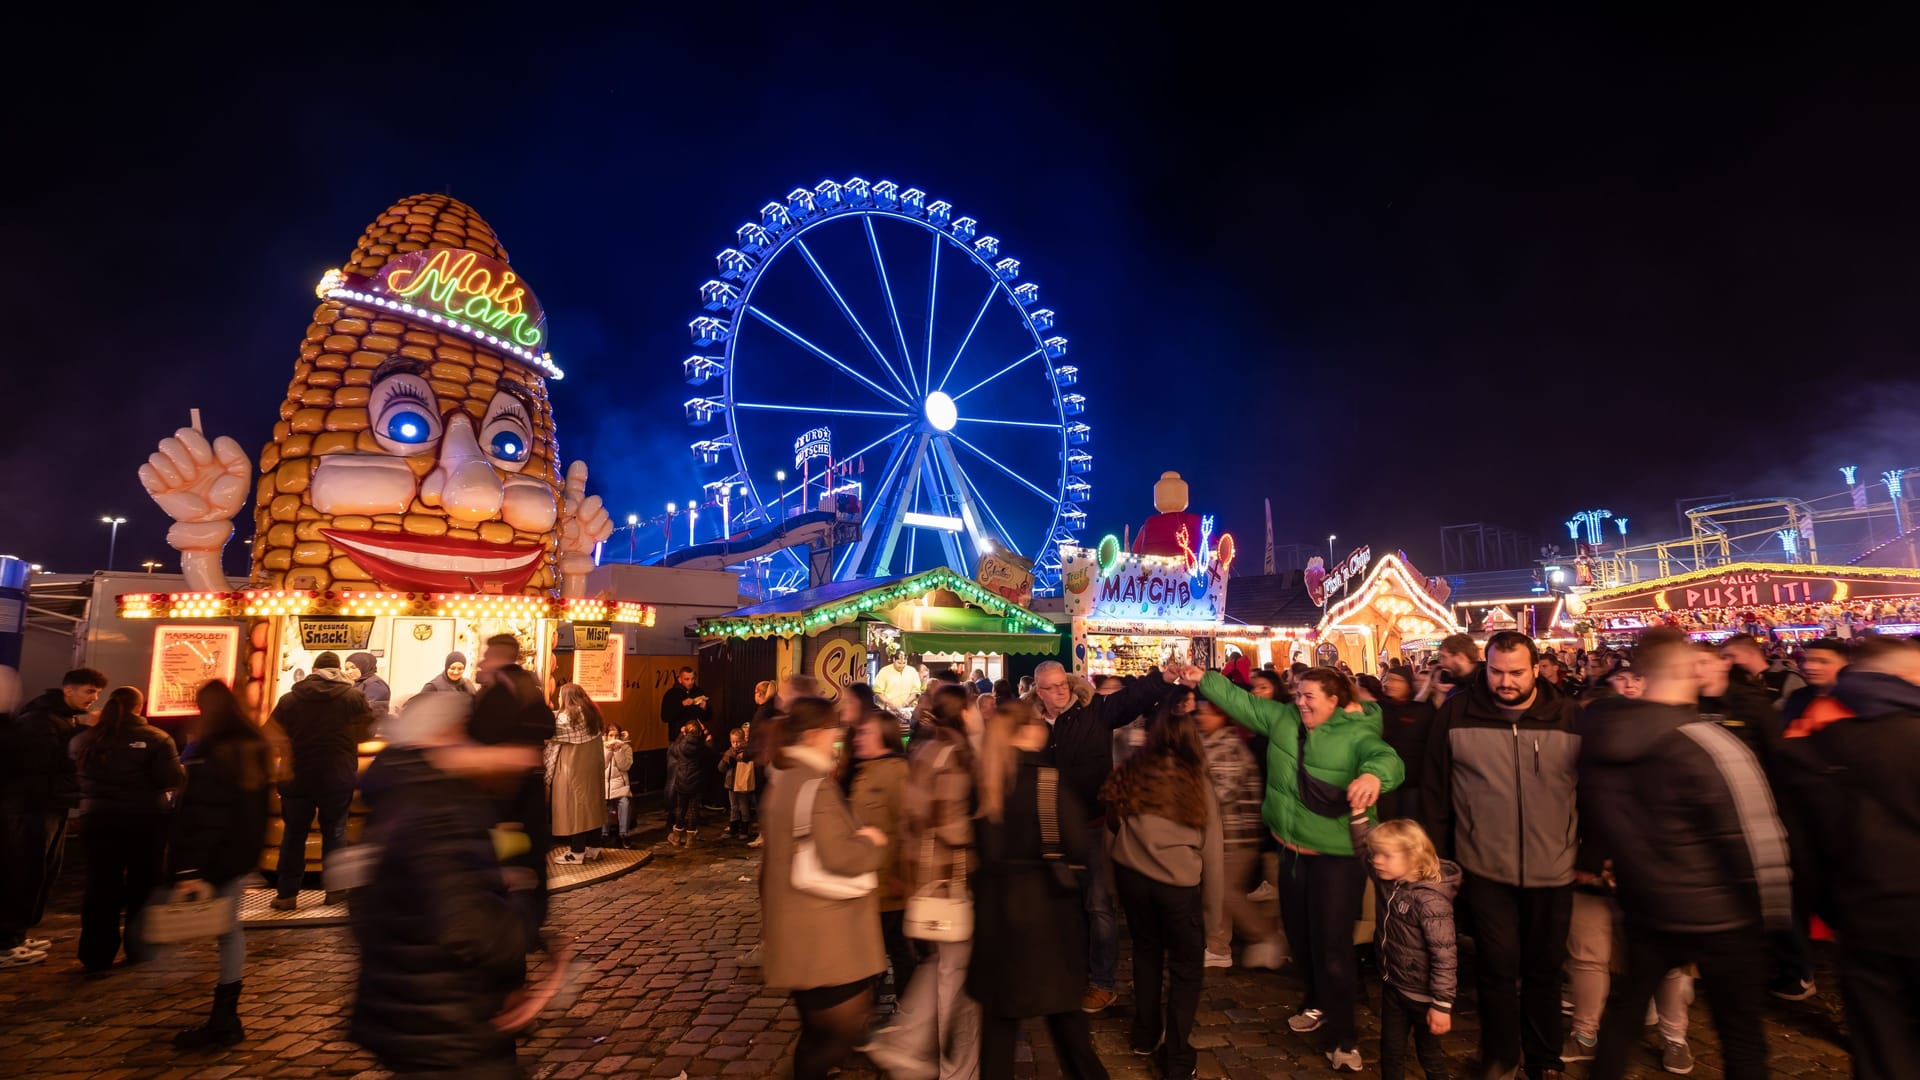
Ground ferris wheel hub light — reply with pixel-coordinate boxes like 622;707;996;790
924;391;958;432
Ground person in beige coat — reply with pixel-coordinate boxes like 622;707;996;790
545;685;606;865
759;697;890;1080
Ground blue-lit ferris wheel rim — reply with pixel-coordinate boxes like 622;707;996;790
689;182;1082;589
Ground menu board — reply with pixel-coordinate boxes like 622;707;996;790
147;624;242;718
575;632;625;703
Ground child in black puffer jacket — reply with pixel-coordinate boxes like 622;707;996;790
1351;812;1460;1080
665;722;711;847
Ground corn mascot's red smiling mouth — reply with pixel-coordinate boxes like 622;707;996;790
320;529;546;594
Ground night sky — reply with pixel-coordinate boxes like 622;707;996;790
11;10;1920;579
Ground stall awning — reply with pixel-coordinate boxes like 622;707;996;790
696;567;1056;641
901;629;1063;656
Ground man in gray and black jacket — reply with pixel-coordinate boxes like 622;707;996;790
1424;631;1580;1080
1576;631;1789;1080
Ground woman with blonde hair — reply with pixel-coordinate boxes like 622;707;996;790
760;697;890;1079
967;701;1108;1080
545;684;606;865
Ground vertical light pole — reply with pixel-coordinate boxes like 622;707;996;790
775;470;787;522
140;560;161;574
101;516;126;570
1327;533;1336;564
689;501;699;547
665;503;676;556
626;513;638;563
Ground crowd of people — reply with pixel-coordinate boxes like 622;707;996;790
2;623;1915;1079
752;631;1918;1080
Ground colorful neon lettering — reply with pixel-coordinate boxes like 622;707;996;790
383;250;542;347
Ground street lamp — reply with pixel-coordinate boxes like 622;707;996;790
140;560;161;574
626;513;639;562
689;501;699;547
665;503;676;555
776;470;787;521
101;516;126;570
1327;533;1337;563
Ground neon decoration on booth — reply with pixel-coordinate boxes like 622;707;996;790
318;247;560;379
1059;537;1235;624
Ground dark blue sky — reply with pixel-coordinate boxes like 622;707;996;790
10;9;1920;577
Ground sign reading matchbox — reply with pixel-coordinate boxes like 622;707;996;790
1060;545;1231;623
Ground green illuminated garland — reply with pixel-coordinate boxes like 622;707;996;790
698;567;1056;640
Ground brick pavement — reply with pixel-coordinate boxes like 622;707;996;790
0;823;1855;1078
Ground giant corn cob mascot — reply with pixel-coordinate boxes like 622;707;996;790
139;194;612;595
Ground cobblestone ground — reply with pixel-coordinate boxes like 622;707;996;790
1;821;1854;1078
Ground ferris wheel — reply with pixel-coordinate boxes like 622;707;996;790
682;177;1089;595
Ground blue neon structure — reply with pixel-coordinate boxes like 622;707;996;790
680;176;1085;595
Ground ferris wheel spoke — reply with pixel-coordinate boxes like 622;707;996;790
745;305;913;410
935;282;998;393
864;217;920;397
947;431;1059;503
793;238;916;400
951;348;1043;403
954;416;1061;430
961;466;1023;557
924;233;939;394
736;401;910;419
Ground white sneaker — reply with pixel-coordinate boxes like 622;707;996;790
1247;881;1278;902
22;937;50;951
0;945;48;969
1327;1047;1363;1072
582;847;604;861
1204;949;1232;969
1288;1007;1325;1033
1241;939;1288;970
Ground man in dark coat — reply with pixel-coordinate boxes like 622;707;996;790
0;667;107;966
269;651;374;910
350;733;533;1077
1774;641;1920;1080
1026;659;1172;1013
1424;631;1581;1080
469;634;556;932
1577;631;1790;1080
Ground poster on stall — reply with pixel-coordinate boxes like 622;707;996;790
575;632;625;703
811;638;867;700
147;624;241;718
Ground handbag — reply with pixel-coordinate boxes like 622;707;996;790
904;746;972;942
1036;766;1085;891
789;777;879;900
141;891;238;945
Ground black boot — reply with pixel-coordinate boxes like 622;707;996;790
174;980;244;1050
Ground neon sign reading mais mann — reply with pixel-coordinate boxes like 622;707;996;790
377;249;547;348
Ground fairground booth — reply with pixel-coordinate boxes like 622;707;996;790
1565;561;1920;645
1315;550;1463;674
693;567;1061;701
1054;470;1256;676
1451;594;1573;650
119;194;655;876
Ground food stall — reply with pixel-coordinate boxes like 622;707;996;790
694;567;1061;700
1315;552;1463;674
120;193;643;876
1058;533;1238;677
1452;595;1572;649
1565;561;1920;643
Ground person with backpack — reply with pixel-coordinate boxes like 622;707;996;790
68;686;184;973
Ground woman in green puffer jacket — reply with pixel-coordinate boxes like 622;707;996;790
1181;665;1404;1073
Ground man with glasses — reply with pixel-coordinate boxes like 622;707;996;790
1026;660;1174;1013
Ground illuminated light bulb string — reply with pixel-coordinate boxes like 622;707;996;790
700;568;1054;640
